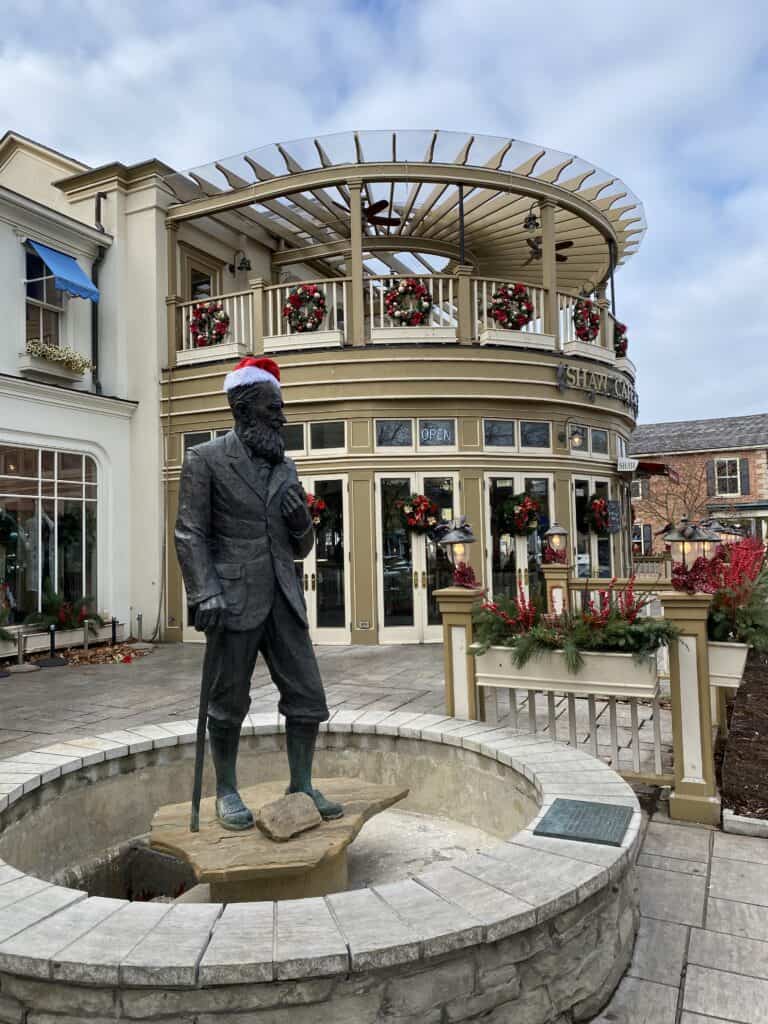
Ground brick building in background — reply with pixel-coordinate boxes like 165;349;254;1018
629;414;768;554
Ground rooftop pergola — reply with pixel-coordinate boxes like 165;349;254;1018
164;129;646;293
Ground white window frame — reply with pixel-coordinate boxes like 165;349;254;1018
25;248;65;349
715;458;740;497
309;420;347;456
416;417;458;454
482;418;518;452
284;422;307;456
374;418;416;454
590;428;610;460
630;479;643;499
616;434;628;458
519;419;552;454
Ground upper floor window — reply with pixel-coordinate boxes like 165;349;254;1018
418;418;456;449
616;434;628;458
520;421;551;450
310;421;345;452
183;429;229;454
283;424;305;454
190;268;213;301
715;458;740;496
376;419;413;449
25;250;64;348
591;429;609;455
484;420;516;448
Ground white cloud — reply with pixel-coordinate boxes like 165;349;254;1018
0;0;765;421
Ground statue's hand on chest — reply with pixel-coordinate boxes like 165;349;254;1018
281;484;312;533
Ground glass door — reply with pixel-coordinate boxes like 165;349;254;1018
297;476;349;644
376;473;458;643
485;473;552;605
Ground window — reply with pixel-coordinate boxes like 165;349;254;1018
0;445;98;623
520;421;551;449
190;268;213;301
283;424;305;453
616;434;628;458
376;420;413;448
484;420;516;448
418;419;456;448
310;421;345;451
715;458;740;496
25;250;64;348
632;523;654;555
630;478;649;499
183;429;229;454
591;429;609;455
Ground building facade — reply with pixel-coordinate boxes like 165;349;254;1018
630;414;768;553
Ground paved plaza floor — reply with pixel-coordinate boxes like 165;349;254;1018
1;642;767;1023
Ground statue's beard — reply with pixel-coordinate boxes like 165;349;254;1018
236;421;285;464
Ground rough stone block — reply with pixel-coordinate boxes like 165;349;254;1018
275;897;348;979
195;992;381;1024
382;958;476;1016
255;793;322;842
119;979;336;1017
0;992;24;1024
446;984;551;1024
0;974;116;1016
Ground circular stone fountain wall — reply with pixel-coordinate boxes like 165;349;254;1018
0;712;641;1023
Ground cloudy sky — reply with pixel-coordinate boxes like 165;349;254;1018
2;0;765;423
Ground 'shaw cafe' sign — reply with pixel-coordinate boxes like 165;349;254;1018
556;364;638;414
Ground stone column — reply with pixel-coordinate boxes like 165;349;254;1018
597;282;611;354
249;276;265;355
435;586;485;720
541;563;571;615
348;179;365;346
165;220;180;366
663;592;721;825
541;200;559;346
455;264;475;344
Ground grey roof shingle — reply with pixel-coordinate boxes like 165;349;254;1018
630;414;768;455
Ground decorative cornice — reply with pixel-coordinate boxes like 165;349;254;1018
54;159;176;196
0;374;137;419
0;186;113;253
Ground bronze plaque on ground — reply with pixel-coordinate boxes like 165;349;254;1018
533;798;632;847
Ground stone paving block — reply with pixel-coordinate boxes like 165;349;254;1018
628;917;689;987
641;821;711;863
637;866;706;927
0;896;124;977
397;713;453;739
509;830;628;871
637;852;708;876
351;709;392;732
120;903;222;986
416;863;536;941
710;857;768;908
275;897;348;979
713;831;768;866
246;712;280;735
55;736;128;760
0;876;50;912
706;897;768;942
0;991;24;1024
684;964;768;1023
0;866;22;886
680;1015;733;1024
96;729;153;754
2;758;61;783
0;781;25;803
326;888;420;970
124;723;179;748
0;886;86;945
198;902;274;985
52;901;174;985
689;927;768;980
591;975;678;1023
372;878;483;956
35;742;105;767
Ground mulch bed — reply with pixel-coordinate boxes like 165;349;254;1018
721;649;768;819
26;642;154;667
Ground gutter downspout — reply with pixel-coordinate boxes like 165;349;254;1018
92;191;108;395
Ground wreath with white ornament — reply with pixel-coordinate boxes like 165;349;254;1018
282;283;327;332
487;283;535;330
614;320;628;357
572;298;601;343
384;278;432;327
188;301;230;347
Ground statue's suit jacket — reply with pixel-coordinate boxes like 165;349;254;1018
174;430;314;631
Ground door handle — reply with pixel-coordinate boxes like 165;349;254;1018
311;573;316;591
304;573;309;592
421;571;427;588
413;571;419;589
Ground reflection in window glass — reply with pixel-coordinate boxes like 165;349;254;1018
58;452;83;480
591;429;609;455
525;478;550;607
489;478;517;599
376;420;413;448
283;424;305;452
574;478;591;578
484;420;516;447
0;447;37;477
520;421;550;448
380;478;413;628
595;481;612;578
314;479;345;629
418;419;455;447
310;422;345;450
183;432;211;452
423;477;455;626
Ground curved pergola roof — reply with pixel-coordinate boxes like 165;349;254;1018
164;130;646;291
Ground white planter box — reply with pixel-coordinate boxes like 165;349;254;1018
371;326;456;344
708;641;749;689
479;328;556;351
17;353;84;382
615;356;636;377
264;329;344;352
0;622;124;659
562;340;616;365
176;340;248;366
474;645;659;699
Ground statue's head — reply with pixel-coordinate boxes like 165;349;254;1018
223;358;286;464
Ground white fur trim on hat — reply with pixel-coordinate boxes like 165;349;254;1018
222;365;281;392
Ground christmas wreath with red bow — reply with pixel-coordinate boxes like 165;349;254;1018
573;298;601;342
584;494;610;535
188;301;230;347
487;283;535;330
496;493;541;536
282;284;327;332
305;492;328;529
614;320;628;357
384;278;432;327
395;493;440;533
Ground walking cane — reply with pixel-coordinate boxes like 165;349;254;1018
190;655;213;832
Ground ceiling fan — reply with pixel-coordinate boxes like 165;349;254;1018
524;237;574;266
332;196;401;228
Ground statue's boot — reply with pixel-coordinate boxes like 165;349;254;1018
207;718;254;831
285;718;344;820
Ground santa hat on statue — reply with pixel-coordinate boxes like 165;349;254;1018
222;356;281;393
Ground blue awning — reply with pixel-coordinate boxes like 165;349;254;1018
27;240;99;302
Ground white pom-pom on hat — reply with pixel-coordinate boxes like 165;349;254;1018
223;356;281;393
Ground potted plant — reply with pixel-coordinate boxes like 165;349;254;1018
472;579;678;698
24;582;103;637
672;538;768;688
